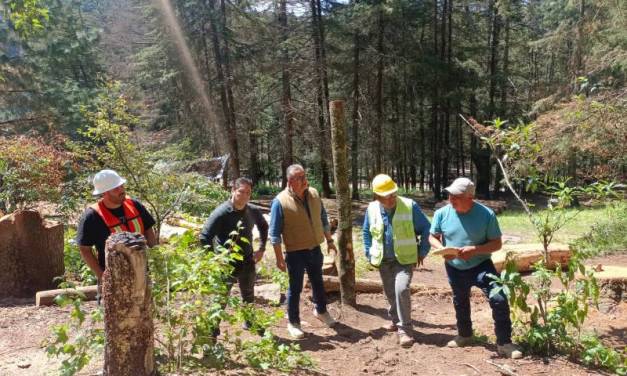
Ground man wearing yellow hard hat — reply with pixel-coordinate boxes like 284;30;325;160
362;174;431;347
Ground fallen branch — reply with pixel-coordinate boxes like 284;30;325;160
462;363;481;375
485;360;517;376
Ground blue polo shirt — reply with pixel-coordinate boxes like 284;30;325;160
430;202;502;270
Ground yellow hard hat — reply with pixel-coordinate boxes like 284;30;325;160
372;174;398;196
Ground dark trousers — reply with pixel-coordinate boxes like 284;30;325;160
285;246;327;324
445;259;513;345
227;257;256;303
213;257;256;337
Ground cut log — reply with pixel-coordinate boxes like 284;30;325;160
309;275;451;296
103;232;155;376
0;210;64;298
491;243;571;273
36;285;98;306
165;216;202;231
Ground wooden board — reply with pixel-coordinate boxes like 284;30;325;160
491;243;571;273
36;285;98;306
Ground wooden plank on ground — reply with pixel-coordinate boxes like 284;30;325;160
36;285;98;306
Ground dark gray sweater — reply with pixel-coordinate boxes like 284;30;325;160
199;200;268;258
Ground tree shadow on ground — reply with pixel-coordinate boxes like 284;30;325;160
275;322;375;352
354;303;456;330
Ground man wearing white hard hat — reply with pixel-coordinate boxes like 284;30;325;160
76;169;157;300
429;177;522;359
362;174;431;347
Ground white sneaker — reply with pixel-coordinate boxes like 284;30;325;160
446;335;473;348
313;309;337;327
497;343;523;359
287;323;305;339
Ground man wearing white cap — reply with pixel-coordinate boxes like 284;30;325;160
429;177;522;359
362;174;431;347
76;170;157;292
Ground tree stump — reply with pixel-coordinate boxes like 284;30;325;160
0;210;64;298
102;232;154;376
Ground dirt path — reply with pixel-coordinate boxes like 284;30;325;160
2;256;625;376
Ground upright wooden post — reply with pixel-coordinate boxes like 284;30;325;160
102;232;155;376
329;100;356;306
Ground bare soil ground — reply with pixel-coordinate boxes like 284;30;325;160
1;253;625;375
1;198;625;375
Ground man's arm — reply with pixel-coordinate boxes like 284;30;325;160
199;207;222;250
458;237;502;260
144;227;158;247
319;203;337;255
362;212;372;260
269;199;286;270
252;206;269;263
79;246;103;281
412;202;431;262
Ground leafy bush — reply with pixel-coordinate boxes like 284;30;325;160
0;136;75;213
45;290;104;376
179;174;229;218
253;183;282;197
63;228;97;286
580;335;627;375
235;334;313;371
149;231;313;373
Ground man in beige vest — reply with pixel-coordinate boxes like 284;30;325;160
269;164;338;339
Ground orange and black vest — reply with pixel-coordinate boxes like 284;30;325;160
91;198;145;235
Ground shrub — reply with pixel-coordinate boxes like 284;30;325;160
0;135;75;213
63;228;97;286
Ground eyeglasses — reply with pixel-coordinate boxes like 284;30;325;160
291;175;307;182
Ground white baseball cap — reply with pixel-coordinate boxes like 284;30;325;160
444;177;475;196
92;169;126;195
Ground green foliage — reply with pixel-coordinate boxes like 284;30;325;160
149;231;313;373
179;174;229;218
573;200;627;257
235;334;314;371
253;183;282;197
45;289;104;376
63;228;96;285
580;335;627;375
3;0;49;37
0;136;75;212
475;116;623;371
489;251;599;357
81;83;189;236
257;263;289;294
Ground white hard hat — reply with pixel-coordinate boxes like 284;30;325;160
92;169;126;195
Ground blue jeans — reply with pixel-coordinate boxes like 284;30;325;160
285;246;327;324
445;259;512;345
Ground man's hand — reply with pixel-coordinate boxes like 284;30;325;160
253;249;264;263
458;246;476;261
276;257;287;272
327;241;338;257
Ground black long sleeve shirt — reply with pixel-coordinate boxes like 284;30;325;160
199;200;268;258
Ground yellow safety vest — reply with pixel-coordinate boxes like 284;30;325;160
367;196;418;266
